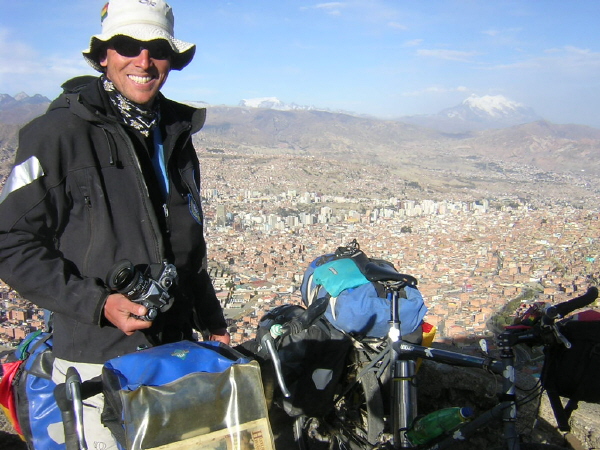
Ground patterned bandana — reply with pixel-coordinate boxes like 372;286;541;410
102;76;159;137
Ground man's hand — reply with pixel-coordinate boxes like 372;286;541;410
104;293;152;335
209;328;231;345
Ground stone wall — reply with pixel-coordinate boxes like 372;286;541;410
418;357;600;449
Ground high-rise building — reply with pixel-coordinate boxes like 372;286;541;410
216;204;227;226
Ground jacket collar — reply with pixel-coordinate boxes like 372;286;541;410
52;75;206;134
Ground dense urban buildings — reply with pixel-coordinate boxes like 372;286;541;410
2;188;597;348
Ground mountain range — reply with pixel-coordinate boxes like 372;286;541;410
235;94;543;133
1;92;599;207
239;97;317;113
0;93;51;125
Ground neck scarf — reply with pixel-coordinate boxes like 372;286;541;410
102;76;159;137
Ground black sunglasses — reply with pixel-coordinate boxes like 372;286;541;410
109;37;173;60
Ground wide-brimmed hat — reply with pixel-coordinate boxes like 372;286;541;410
82;0;196;71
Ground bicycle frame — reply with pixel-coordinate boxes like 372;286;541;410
386;286;531;450
262;251;597;450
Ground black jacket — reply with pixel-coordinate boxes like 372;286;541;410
0;76;226;363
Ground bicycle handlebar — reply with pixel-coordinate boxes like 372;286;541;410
260;295;333;398
543;286;598;324
261;332;292;398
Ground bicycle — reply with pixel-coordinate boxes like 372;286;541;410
255;258;599;449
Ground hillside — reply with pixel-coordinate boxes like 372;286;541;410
197;105;600;174
194;105;600;207
1;98;600;208
0;95;49;178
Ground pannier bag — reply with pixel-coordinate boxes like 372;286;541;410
0;358;23;437
102;340;275;450
257;304;352;418
541;309;600;431
300;241;427;338
0;331;63;449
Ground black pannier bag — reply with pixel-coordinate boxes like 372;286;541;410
541;314;600;431
257;304;352;418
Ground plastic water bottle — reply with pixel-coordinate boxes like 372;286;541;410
406;406;474;445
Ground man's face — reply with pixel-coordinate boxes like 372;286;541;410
100;37;172;106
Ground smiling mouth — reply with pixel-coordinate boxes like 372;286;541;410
128;75;154;84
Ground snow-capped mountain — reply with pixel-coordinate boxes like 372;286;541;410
239;97;316;112
401;95;542;133
441;95;540;124
460;95;526;117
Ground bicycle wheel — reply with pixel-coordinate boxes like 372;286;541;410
293;368;385;450
293;416;333;450
338;366;385;448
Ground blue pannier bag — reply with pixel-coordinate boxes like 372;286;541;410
326;282;426;337
102;340;273;450
103;341;248;390
12;331;64;450
301;240;427;338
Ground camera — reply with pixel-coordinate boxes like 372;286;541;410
106;260;178;321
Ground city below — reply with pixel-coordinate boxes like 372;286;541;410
1;187;598;348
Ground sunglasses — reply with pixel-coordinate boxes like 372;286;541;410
109;37;173;60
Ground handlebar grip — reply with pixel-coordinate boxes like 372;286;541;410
546;286;598;322
298;296;329;328
54;384;80;450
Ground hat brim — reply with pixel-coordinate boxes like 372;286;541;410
82;26;195;71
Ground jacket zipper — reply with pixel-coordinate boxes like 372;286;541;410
115;126;164;262
163;125;191;235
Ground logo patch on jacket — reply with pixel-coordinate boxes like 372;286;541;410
188;194;202;225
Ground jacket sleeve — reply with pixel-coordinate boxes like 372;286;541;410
191;265;227;333
0;117;110;326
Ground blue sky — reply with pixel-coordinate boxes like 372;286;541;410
1;1;600;128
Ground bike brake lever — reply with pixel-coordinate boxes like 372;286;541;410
261;330;292;398
541;305;573;349
551;323;572;349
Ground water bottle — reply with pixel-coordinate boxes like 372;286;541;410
406;406;474;445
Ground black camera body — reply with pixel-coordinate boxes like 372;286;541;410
106;260;178;321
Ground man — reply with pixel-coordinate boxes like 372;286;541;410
0;0;229;447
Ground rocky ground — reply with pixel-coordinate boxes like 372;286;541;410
0;421;25;450
416;358;599;449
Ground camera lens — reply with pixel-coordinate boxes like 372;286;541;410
106;260;144;299
113;267;134;289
